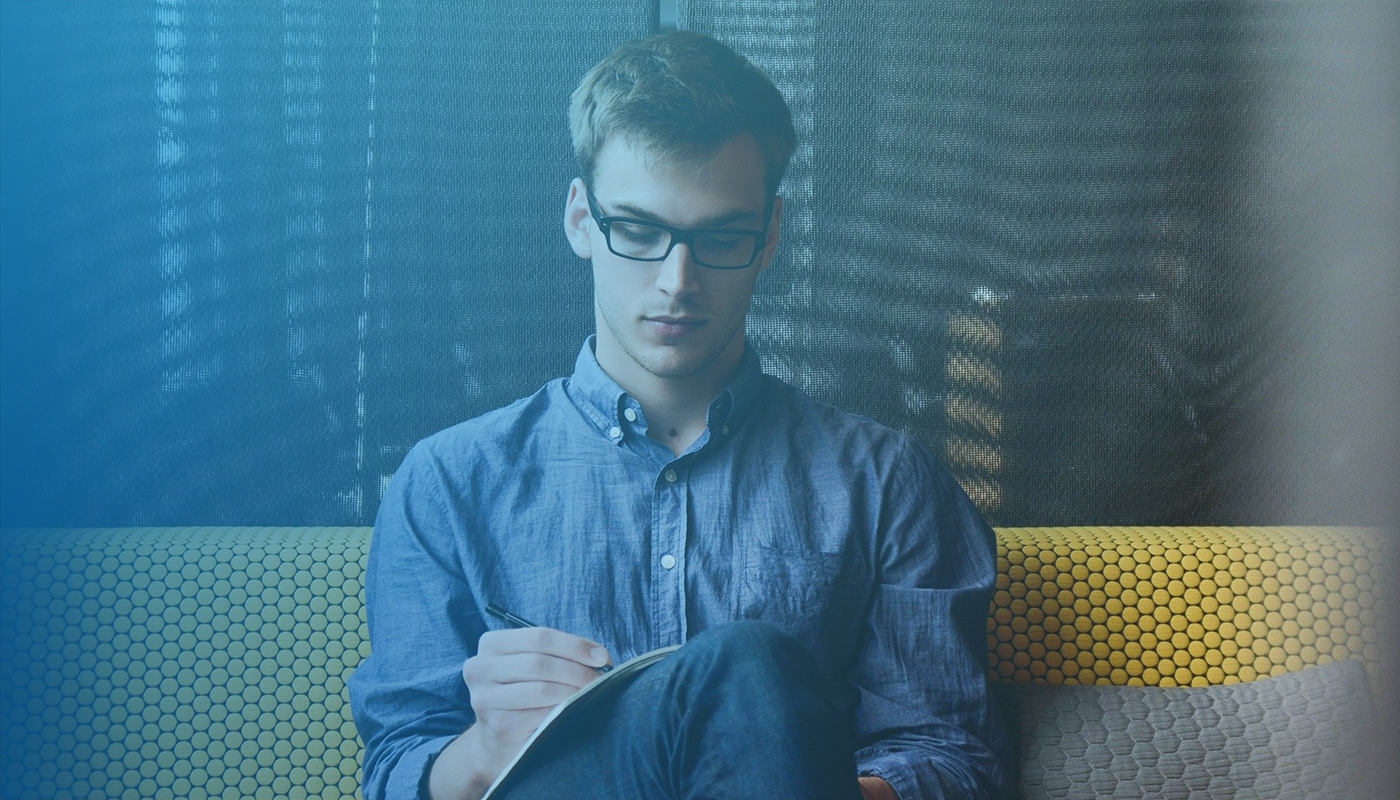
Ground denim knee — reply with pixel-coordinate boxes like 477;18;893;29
679;620;818;685
668;621;853;748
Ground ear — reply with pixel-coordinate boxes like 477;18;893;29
756;195;783;273
564;178;593;259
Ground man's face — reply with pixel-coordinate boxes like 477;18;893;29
564;134;781;386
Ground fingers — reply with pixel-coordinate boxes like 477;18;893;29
460;627;613;773
471;677;587;712
466;651;603;692
477;626;611;670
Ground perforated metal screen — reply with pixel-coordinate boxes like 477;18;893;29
0;2;1390;528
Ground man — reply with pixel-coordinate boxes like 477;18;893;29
349;30;1011;800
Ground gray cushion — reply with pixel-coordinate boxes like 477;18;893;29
997;660;1372;799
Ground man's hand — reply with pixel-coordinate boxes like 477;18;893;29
463;626;612;765
428;627;611;800
858;775;899;800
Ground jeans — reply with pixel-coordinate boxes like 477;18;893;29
492;621;865;800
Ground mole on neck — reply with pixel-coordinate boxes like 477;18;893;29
668;428;678;437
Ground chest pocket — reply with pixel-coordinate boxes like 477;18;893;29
739;544;870;672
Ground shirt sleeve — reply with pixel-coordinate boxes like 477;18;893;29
348;443;486;800
849;435;1014;799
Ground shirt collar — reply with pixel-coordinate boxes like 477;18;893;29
566;336;766;442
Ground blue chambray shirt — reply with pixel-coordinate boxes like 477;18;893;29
349;338;1011;799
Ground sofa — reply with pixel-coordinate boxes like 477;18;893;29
0;526;1382;799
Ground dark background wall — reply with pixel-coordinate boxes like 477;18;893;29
2;1;1396;530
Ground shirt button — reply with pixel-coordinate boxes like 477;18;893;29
660;554;677;570
721;425;731;436
664;469;678;483
623;408;638;422
608;426;622;439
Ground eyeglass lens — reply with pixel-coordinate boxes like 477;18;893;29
608;221;760;269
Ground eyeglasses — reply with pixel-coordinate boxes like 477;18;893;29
585;186;771;270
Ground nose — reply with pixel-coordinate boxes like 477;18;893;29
655;241;700;298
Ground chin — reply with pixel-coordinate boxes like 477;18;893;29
639;354;708;380
632;343;718;380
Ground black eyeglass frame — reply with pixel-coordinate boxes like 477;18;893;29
585;186;774;271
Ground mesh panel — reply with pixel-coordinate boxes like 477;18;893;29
0;1;654;527
0;2;1383;526
680;1;1280;525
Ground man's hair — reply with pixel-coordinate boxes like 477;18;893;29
569;30;796;198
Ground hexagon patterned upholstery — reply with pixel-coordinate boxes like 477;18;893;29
1000;658;1372;799
0;526;1382;799
988;527;1381;687
1;528;369;800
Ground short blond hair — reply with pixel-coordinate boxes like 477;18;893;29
569;30;796;198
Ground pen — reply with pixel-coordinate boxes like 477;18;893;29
485;603;613;673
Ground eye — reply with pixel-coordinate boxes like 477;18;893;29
612;222;665;245
699;233;749;252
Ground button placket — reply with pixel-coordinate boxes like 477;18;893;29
654;462;688;644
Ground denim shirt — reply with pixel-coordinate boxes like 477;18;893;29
349;338;1011;799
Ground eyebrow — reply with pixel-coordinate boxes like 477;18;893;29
608;201;763;229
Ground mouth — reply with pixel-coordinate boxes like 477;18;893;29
644;316;707;337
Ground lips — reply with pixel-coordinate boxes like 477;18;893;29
644;316;706;337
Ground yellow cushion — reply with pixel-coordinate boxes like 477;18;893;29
987;526;1382;687
0;527;370;800
1;525;1383;798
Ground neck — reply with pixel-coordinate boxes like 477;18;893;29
594;335;745;457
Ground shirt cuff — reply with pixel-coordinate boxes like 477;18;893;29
389;734;459;800
856;751;916;800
